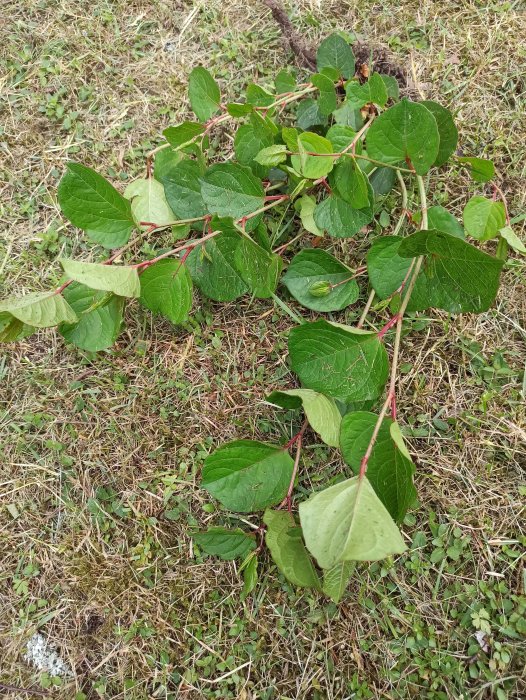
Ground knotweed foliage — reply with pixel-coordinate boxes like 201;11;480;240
2;34;520;602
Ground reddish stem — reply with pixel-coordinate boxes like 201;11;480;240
493;183;510;225
264;194;289;202
283;422;307;450
391;393;397;420
280;419;308;512
378;314;400;339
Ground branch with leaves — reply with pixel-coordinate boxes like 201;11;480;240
2;33;522;603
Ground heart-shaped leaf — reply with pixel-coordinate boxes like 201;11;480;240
299;475;406;569
366;99;440;175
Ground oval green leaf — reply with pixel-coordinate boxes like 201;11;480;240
266;387;342;447
193;527;256;561
59;282;124;351
201;440;294;513
263;510;321;589
60;259;141;299
188;66;221;122
58;163;135;245
282;248;359;312
288;320;389;402
201;163;265;228
139;259;192;324
186;230;248;302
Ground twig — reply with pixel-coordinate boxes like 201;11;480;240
358;289;376;329
280;419;308;511
359;175;427;478
0;683;50;697
492;182;510;225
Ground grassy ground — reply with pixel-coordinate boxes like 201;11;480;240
1;0;525;698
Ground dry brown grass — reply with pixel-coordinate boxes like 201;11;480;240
0;1;525;698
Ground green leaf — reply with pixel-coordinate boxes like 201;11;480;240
398;229;504;313
246;83;274;107
366;99;440;175
60;259;141;298
153;148;183;182
163;122;205;149
282;127;299;151
499;225;526;254
58;162;135;244
288;320;389;402
379;74;400;101
0;313;35;343
314;189;374;238
299;475;407;569
296;99;328;130
187;230;248;301
201;440;294;513
295;195;323;236
457;157;495;183
188;67;221;122
326;125;358;153
345;73;388;109
333;100;364;130
226;102;254;118
234;115;275;175
159;159;207;220
267;388;342;447
193;527;256;560
340;412;416;522
282;249;359;312
59;283;124;351
317;33;355;79
334;159;370;208
275;69;296;94
254;144;288;168
311;73;337;115
124;177;174;228
367;236;411;299
234;238;283;299
201;163;264;230
0;291;77;328
463;195;506;241
370;167;396;195
322;561;355;603
139;259;192;324
291;132;334;180
420;100;458;167
413;205;465;239
241;554;258;600
263;510;321;589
